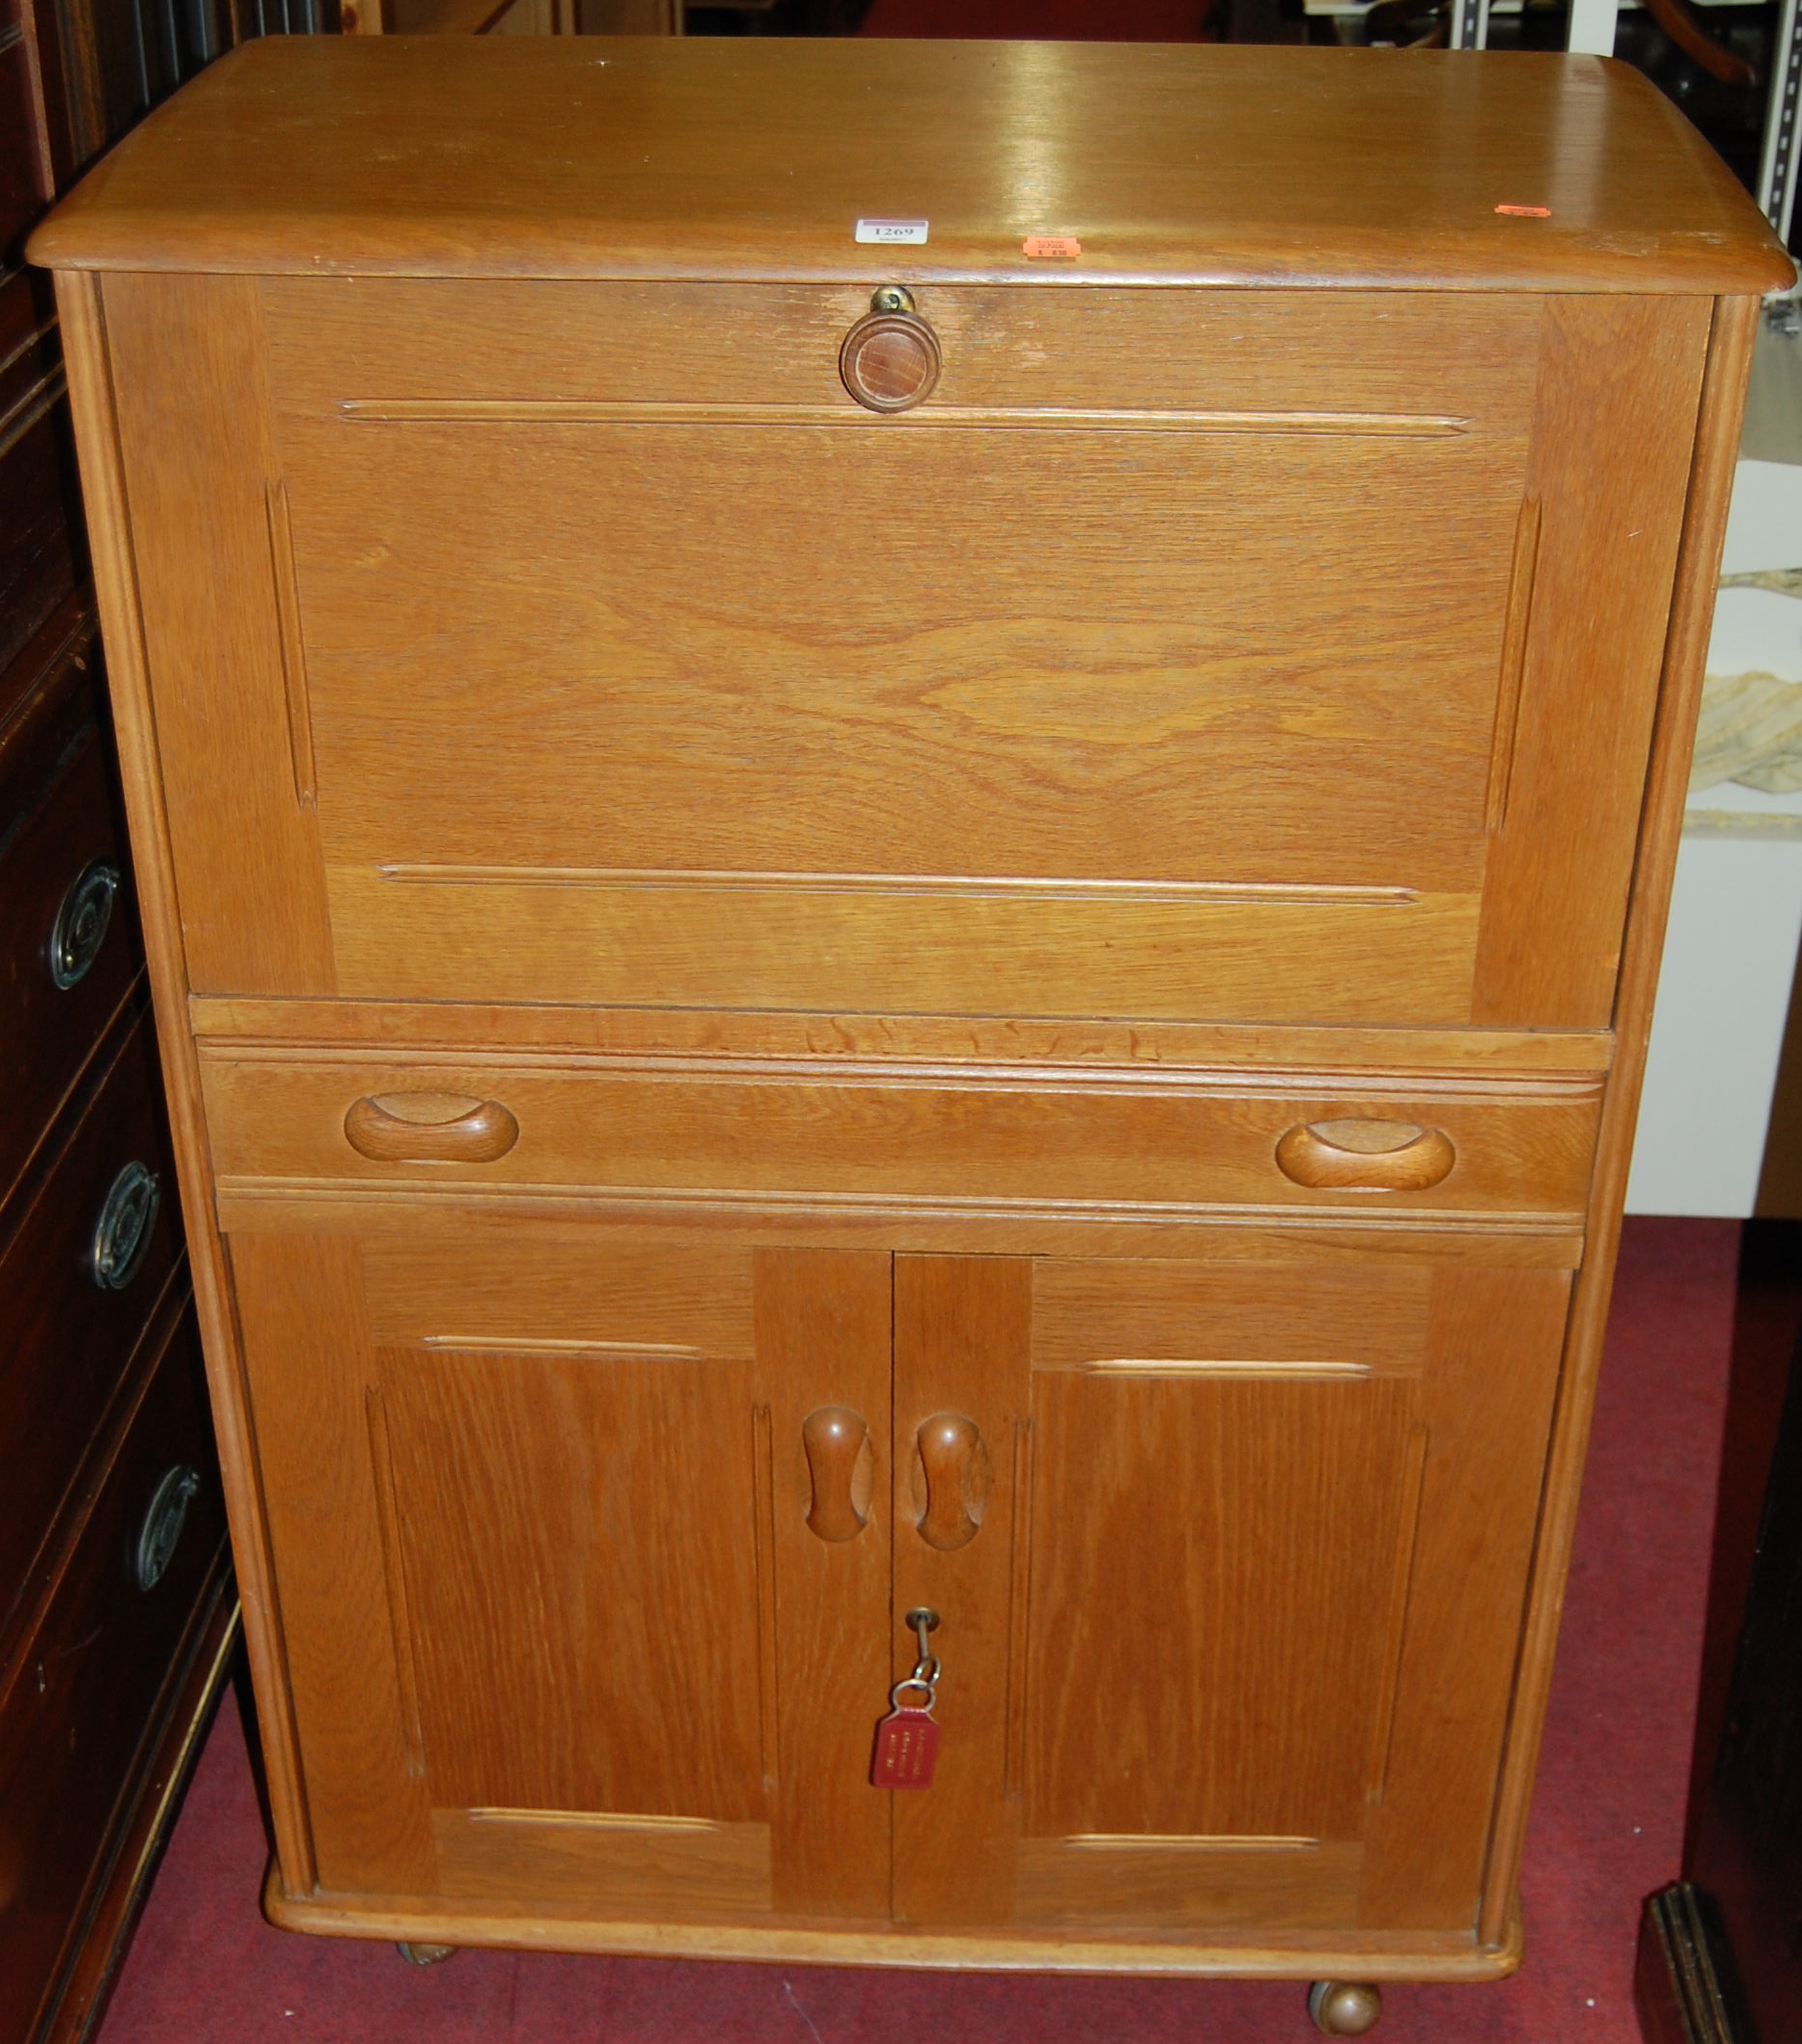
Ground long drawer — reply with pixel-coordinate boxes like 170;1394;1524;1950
0;1006;182;1646
0;713;141;1205
197;1044;1603;1230
0;1298;225;2044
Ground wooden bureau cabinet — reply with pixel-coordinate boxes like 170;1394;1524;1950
29;34;1794;2032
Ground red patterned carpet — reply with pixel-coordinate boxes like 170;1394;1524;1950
94;1218;1742;2044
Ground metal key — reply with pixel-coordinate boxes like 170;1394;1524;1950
872;1608;942;1789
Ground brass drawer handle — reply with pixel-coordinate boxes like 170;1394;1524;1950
343;1094;520;1164
840;285;941;414
48;859;120;989
802;1405;875;1543
1275;1119;1455;1193
134;1464;201;1592
91;1160;160;1290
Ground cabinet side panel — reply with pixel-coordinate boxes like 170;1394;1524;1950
754;1248;892;1918
1472;294;1711;1028
231;1230;435;1895
100;272;334;997
1357;1264;1571;1929
1478;293;1764;1947
53;269;316;1891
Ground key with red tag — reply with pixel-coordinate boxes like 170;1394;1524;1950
872;1607;943;1789
872;1686;940;1788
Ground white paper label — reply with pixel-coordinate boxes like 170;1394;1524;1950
855;218;929;245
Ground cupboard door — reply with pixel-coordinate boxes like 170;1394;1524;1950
231;1222;890;1919
893;1252;1571;1935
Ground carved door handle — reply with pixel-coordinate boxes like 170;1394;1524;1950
912;1412;991;1552
344;1093;520;1164
1275;1118;1454;1193
802;1406;875;1543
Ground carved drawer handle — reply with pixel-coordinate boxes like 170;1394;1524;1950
343;1094;520;1164
913;1412;990;1552
802;1406;875;1543
1275;1119;1455;1193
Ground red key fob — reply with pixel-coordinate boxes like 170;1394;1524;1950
871;1704;939;1788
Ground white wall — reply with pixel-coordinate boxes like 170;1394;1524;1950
1628;432;1802;1215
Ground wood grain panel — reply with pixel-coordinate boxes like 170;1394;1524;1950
278;418;1514;905
100;271;333;997
1022;1362;1418;1849
753;1249;891;1918
185;995;1617;1078
359;1222;754;1354
214;1186;1586;1274
259;292;1535;1027
1472;295;1711;1027
379;1340;765;1823
1357;1264;1571;1929
1031;1259;1433;1377
322;867;1481;1027
229;1232;433;1894
1476;296;1765;1949
892;1256;1033;1927
431;1807;771;1915
1015;1837;1363;1932
197;1051;1603;1226
57;268;317;1891
262;279;1544;420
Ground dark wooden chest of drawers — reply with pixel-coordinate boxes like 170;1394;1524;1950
0;610;232;2044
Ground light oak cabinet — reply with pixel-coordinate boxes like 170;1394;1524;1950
221;1216;1569;1943
30;33;1792;2033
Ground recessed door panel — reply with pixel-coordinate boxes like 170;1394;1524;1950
378;1341;764;1821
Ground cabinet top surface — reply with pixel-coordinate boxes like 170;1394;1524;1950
29;36;1791;292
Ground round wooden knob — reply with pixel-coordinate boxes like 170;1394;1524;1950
840;306;941;414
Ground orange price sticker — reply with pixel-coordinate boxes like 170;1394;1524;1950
1022;234;1083;259
1494;204;1552;218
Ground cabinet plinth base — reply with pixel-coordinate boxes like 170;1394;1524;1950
264;1861;1522;1983
1309;1980;1383;2033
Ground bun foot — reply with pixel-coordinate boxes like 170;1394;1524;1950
397;1941;458;1968
1308;1981;1382;2035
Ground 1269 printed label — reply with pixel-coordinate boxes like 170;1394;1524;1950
855;218;929;245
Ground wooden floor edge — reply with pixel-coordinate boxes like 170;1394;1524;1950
45;1578;241;2044
260;1862;1523;1983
